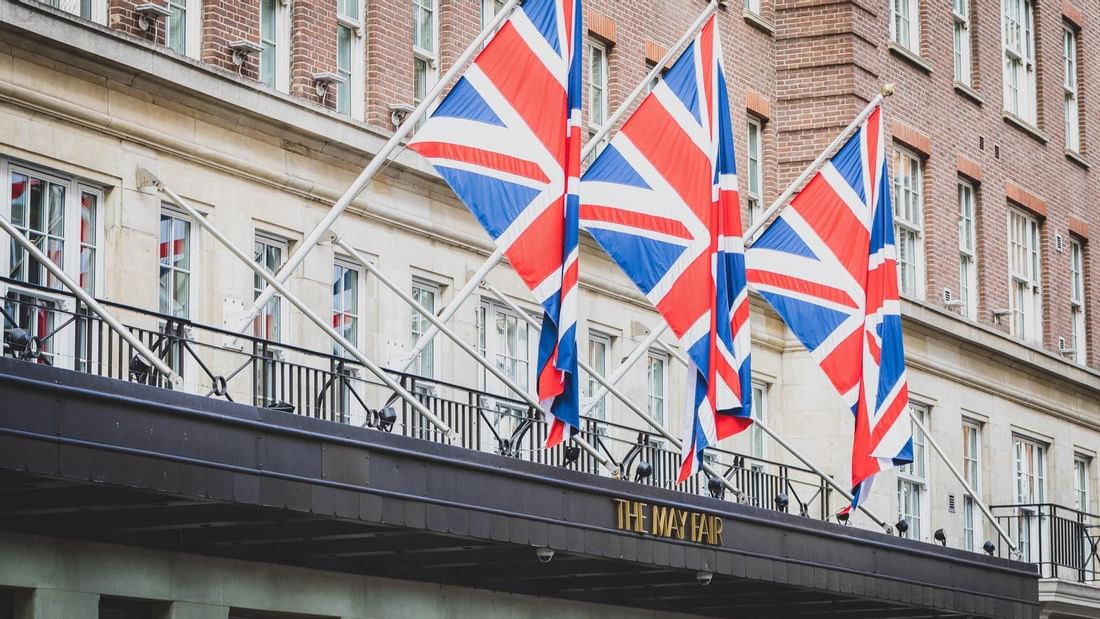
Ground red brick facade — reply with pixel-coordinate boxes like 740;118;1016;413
87;0;1100;368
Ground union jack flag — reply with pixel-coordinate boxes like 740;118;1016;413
408;0;584;447
745;105;913;511
577;16;752;482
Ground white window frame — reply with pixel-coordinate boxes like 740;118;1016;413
1008;208;1042;344
897;403;929;541
749;382;768;461
477;298;536;396
159;207;193;320
52;0;107;24
336;0;365;120
1013;434;1047;562
953;0;971;85
584;37;609;163
1075;454;1091;513
332;257;362;356
259;0;290;92
892;146;924;299
1064;26;1081;152
958;181;978;319
1002;0;1037;124
962;420;982;551
1071;239;1086;363
413;0;440;109
1;160;104;368
584;330;611;421
647;350;668;428
890;0;920;53
746;117;764;227
410;278;441;379
253;232;289;343
480;0;506;29
167;0;202;59
744;0;761;15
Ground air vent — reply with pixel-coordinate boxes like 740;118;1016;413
943;288;953;303
994;145;1001;159
948;494;956;513
1056;234;1065;252
1059;336;1068;351
979;136;985;151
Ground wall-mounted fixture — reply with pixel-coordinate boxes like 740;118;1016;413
313;72;346;99
135;3;172;32
228;40;263;69
388;102;415;128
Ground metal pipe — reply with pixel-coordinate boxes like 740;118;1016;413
241;0;525;333
743;85;894;245
331;237;611;470
909;410;1016;551
0;215;181;386
578;323;667;419
653;338;892;533
580;0;719;162
145;171;457;441
481;282;741;496
397;247;504;373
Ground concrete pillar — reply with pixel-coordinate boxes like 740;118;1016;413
22;589;98;619
167;602;231;619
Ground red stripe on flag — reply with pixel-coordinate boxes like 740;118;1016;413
410;142;550;184
745;270;859;309
698;17;715;135
504;197;565;292
622;104;711;223
579;204;693;239
789;174;870;286
546;418;566;448
715;415;753;443
655;252;711;338
866;107;881;196
477;22;567;161
818;330;863;395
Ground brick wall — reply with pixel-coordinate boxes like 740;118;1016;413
290;0;338;108
202;0;261;80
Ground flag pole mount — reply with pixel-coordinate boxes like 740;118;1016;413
881;83;897;97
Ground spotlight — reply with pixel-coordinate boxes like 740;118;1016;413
695;571;713;586
895;518;909;536
634;460;653;482
535;547;554;563
707;475;725;499
5;327;33;359
934;528;947;546
376;406;397;432
562;444;581;466
836;511;850;525
774;492;790;512
983;540;996;556
266;400;296;413
129;355;152;383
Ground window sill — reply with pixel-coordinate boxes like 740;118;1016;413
1002;112;1048;144
953;81;983;105
888;43;932;74
335;13;362;34
742;9;775;35
1066;149;1090;169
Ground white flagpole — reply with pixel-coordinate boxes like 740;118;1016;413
239;0;525;334
743;85;894;246
396;0;722;373
480;282;742;496
331;237;613;472
652;338;892;532
145;171;458;442
0;216;181;386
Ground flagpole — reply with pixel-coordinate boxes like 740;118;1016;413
331;238;614;473
652;338;893;533
145;171;459;442
397;0;723;374
909;411;1016;551
743;84;896;246
239;0;525;334
581;0;720;161
480;282;743;497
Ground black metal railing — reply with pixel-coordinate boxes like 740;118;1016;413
0;278;832;516
991;503;1100;582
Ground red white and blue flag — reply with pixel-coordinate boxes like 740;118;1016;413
408;0;584;447
577;16;753;482
745;105;913;512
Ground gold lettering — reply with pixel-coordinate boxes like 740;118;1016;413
651;504;672;537
634;502;648;533
713;517;724;545
614;498;629;531
698;513;710;543
676;510;689;540
690;513;702;542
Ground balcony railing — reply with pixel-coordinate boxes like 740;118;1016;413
0;277;833;517
992;503;1100;583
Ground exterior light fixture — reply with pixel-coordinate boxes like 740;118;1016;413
562;444;581;466
376;406;397;432
388;102;415;128
129;355;153;383
633;460;653;482
836;511;850;525
895;518;910;536
134;3;172;31
983;540;996;556
707;475;724;500
695;571;713;586
5;327;34;359
934;529;947;546
774;492;789;512
535;547;554;563
228;40;263;68
313;72;346;99
265;400;296;413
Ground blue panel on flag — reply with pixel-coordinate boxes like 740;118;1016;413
581;145;651;189
522;0;561;55
752;217;819;260
874;314;906;409
588;230;686;295
432;77;505;127
759;292;850;351
435;166;541;239
662;42;701;124
830;129;866;205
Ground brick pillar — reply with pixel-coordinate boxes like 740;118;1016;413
202;0;262;80
290;0;338;108
109;0;166;45
366;0;413;129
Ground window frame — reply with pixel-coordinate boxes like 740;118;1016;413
890;0;921;54
480;0;506;29
477;298;536;396
336;0;365;120
413;0;440;109
953;0;972;85
1012;433;1047;561
958;180;978;319
746;116;764;227
159;207;193;320
749;382;768;461
1070;238;1086;363
1074;454;1091;513
646;349;668;428
1007;207;1042;344
584;330;611;421
1002;0;1037;124
410;278;441;379
892;146;925;299
332;257;362;357
897;403;929;541
259;0;290;92
167;0;202;58
253;232;289;343
1064;25;1080;153
961;419;982;551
